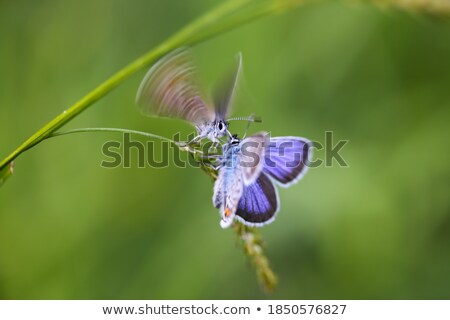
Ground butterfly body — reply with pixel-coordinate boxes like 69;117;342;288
195;119;228;144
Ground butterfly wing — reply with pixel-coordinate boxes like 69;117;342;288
213;145;245;228
217;169;244;229
212;52;242;121
234;172;279;227
239;132;268;185
136;48;214;125
263;136;313;186
212;169;224;209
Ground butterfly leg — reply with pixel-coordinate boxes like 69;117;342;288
203;161;222;171
208;141;220;153
176;134;207;154
179;135;201;147
199;154;222;161
242;113;256;139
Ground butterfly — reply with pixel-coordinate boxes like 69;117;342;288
136;48;254;146
212;132;312;228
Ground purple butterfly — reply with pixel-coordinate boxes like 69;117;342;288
136;48;251;145
213;132;312;228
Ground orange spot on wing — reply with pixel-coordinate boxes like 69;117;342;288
224;207;232;217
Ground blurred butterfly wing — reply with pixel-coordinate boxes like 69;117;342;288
136;48;214;125
263;136;313;186
235;173;279;227
239;132;268;185
213;52;242;120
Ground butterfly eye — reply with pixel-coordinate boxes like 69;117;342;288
218;121;225;132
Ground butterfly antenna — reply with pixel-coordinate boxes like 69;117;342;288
226;114;262;138
227;115;262;123
242;114;257;139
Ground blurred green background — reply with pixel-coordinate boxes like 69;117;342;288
1;0;450;299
